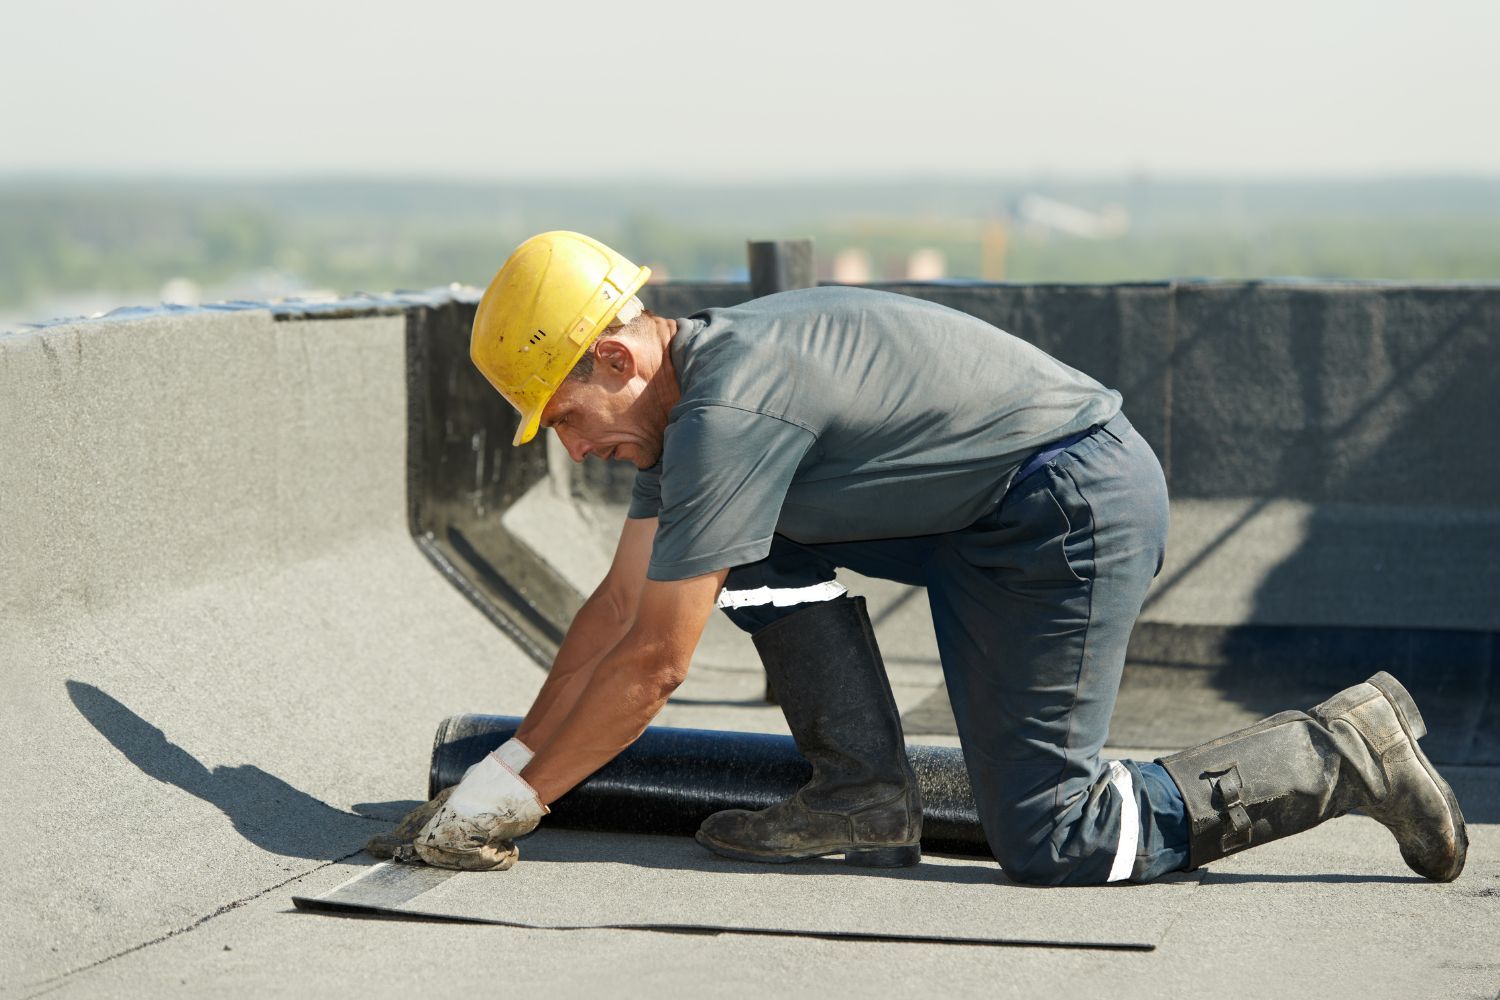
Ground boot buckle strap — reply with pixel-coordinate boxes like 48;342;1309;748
1212;765;1254;852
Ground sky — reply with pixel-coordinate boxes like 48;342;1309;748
3;0;1497;180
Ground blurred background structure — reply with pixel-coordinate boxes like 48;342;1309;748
5;175;1500;330
3;0;1498;330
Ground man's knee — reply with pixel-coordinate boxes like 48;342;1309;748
992;840;1094;887
979;771;1129;887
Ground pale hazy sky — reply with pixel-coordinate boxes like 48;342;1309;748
3;0;1496;179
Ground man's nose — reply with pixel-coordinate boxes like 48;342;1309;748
557;428;591;463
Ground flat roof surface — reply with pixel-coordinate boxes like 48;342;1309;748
7;307;1497;1000
14;624;1499;1000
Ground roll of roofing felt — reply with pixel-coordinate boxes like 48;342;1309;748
429;715;991;858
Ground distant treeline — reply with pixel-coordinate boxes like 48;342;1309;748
3;176;1498;317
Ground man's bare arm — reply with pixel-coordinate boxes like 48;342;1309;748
520;567;728;805
513;516;656;752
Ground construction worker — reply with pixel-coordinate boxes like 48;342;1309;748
380;231;1467;886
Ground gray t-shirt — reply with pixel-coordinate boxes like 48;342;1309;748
628;286;1121;580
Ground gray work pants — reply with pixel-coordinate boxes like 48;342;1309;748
719;413;1190;885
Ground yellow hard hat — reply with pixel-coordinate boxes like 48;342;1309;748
471;231;652;445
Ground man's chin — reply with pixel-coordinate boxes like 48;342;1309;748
606;444;657;468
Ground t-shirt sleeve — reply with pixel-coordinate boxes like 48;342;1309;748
627;464;663;520
647;404;817;581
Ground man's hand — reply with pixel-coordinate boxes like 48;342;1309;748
414;751;548;870
365;738;534;863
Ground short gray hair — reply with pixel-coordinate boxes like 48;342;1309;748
566;296;644;383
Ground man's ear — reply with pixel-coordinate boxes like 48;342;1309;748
593;337;636;380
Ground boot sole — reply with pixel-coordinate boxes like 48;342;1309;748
694;830;921;868
1367;671;1469;882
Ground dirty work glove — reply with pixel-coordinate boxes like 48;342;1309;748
365;738;534;861
415;749;548;871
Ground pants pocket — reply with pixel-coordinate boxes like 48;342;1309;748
979;472;1094;585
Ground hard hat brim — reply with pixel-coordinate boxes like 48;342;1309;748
513;407;543;447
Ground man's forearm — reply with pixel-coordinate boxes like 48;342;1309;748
514;588;635;751
520;634;687;805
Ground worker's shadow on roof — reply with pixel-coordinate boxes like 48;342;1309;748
66;680;378;861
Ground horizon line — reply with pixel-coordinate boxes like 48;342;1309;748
4;169;1500;187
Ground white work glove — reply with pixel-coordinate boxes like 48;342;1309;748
490;736;534;772
415;744;548;871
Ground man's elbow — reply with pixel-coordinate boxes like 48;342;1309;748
650;657;691;701
620;606;708;703
627;637;690;704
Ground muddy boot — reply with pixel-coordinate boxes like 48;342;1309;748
1159;670;1467;882
364;787;455;859
696;596;922;867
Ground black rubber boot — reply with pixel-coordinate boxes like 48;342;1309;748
1159;671;1467;882
696;596;923;867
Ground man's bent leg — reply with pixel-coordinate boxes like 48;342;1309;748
698;537;924;865
930;415;1189;885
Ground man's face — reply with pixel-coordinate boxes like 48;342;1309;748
539;342;664;469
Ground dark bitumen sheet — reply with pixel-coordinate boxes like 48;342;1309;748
429;715;990;856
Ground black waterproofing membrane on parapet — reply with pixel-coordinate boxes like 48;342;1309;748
430;715;990;857
403;298;579;667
